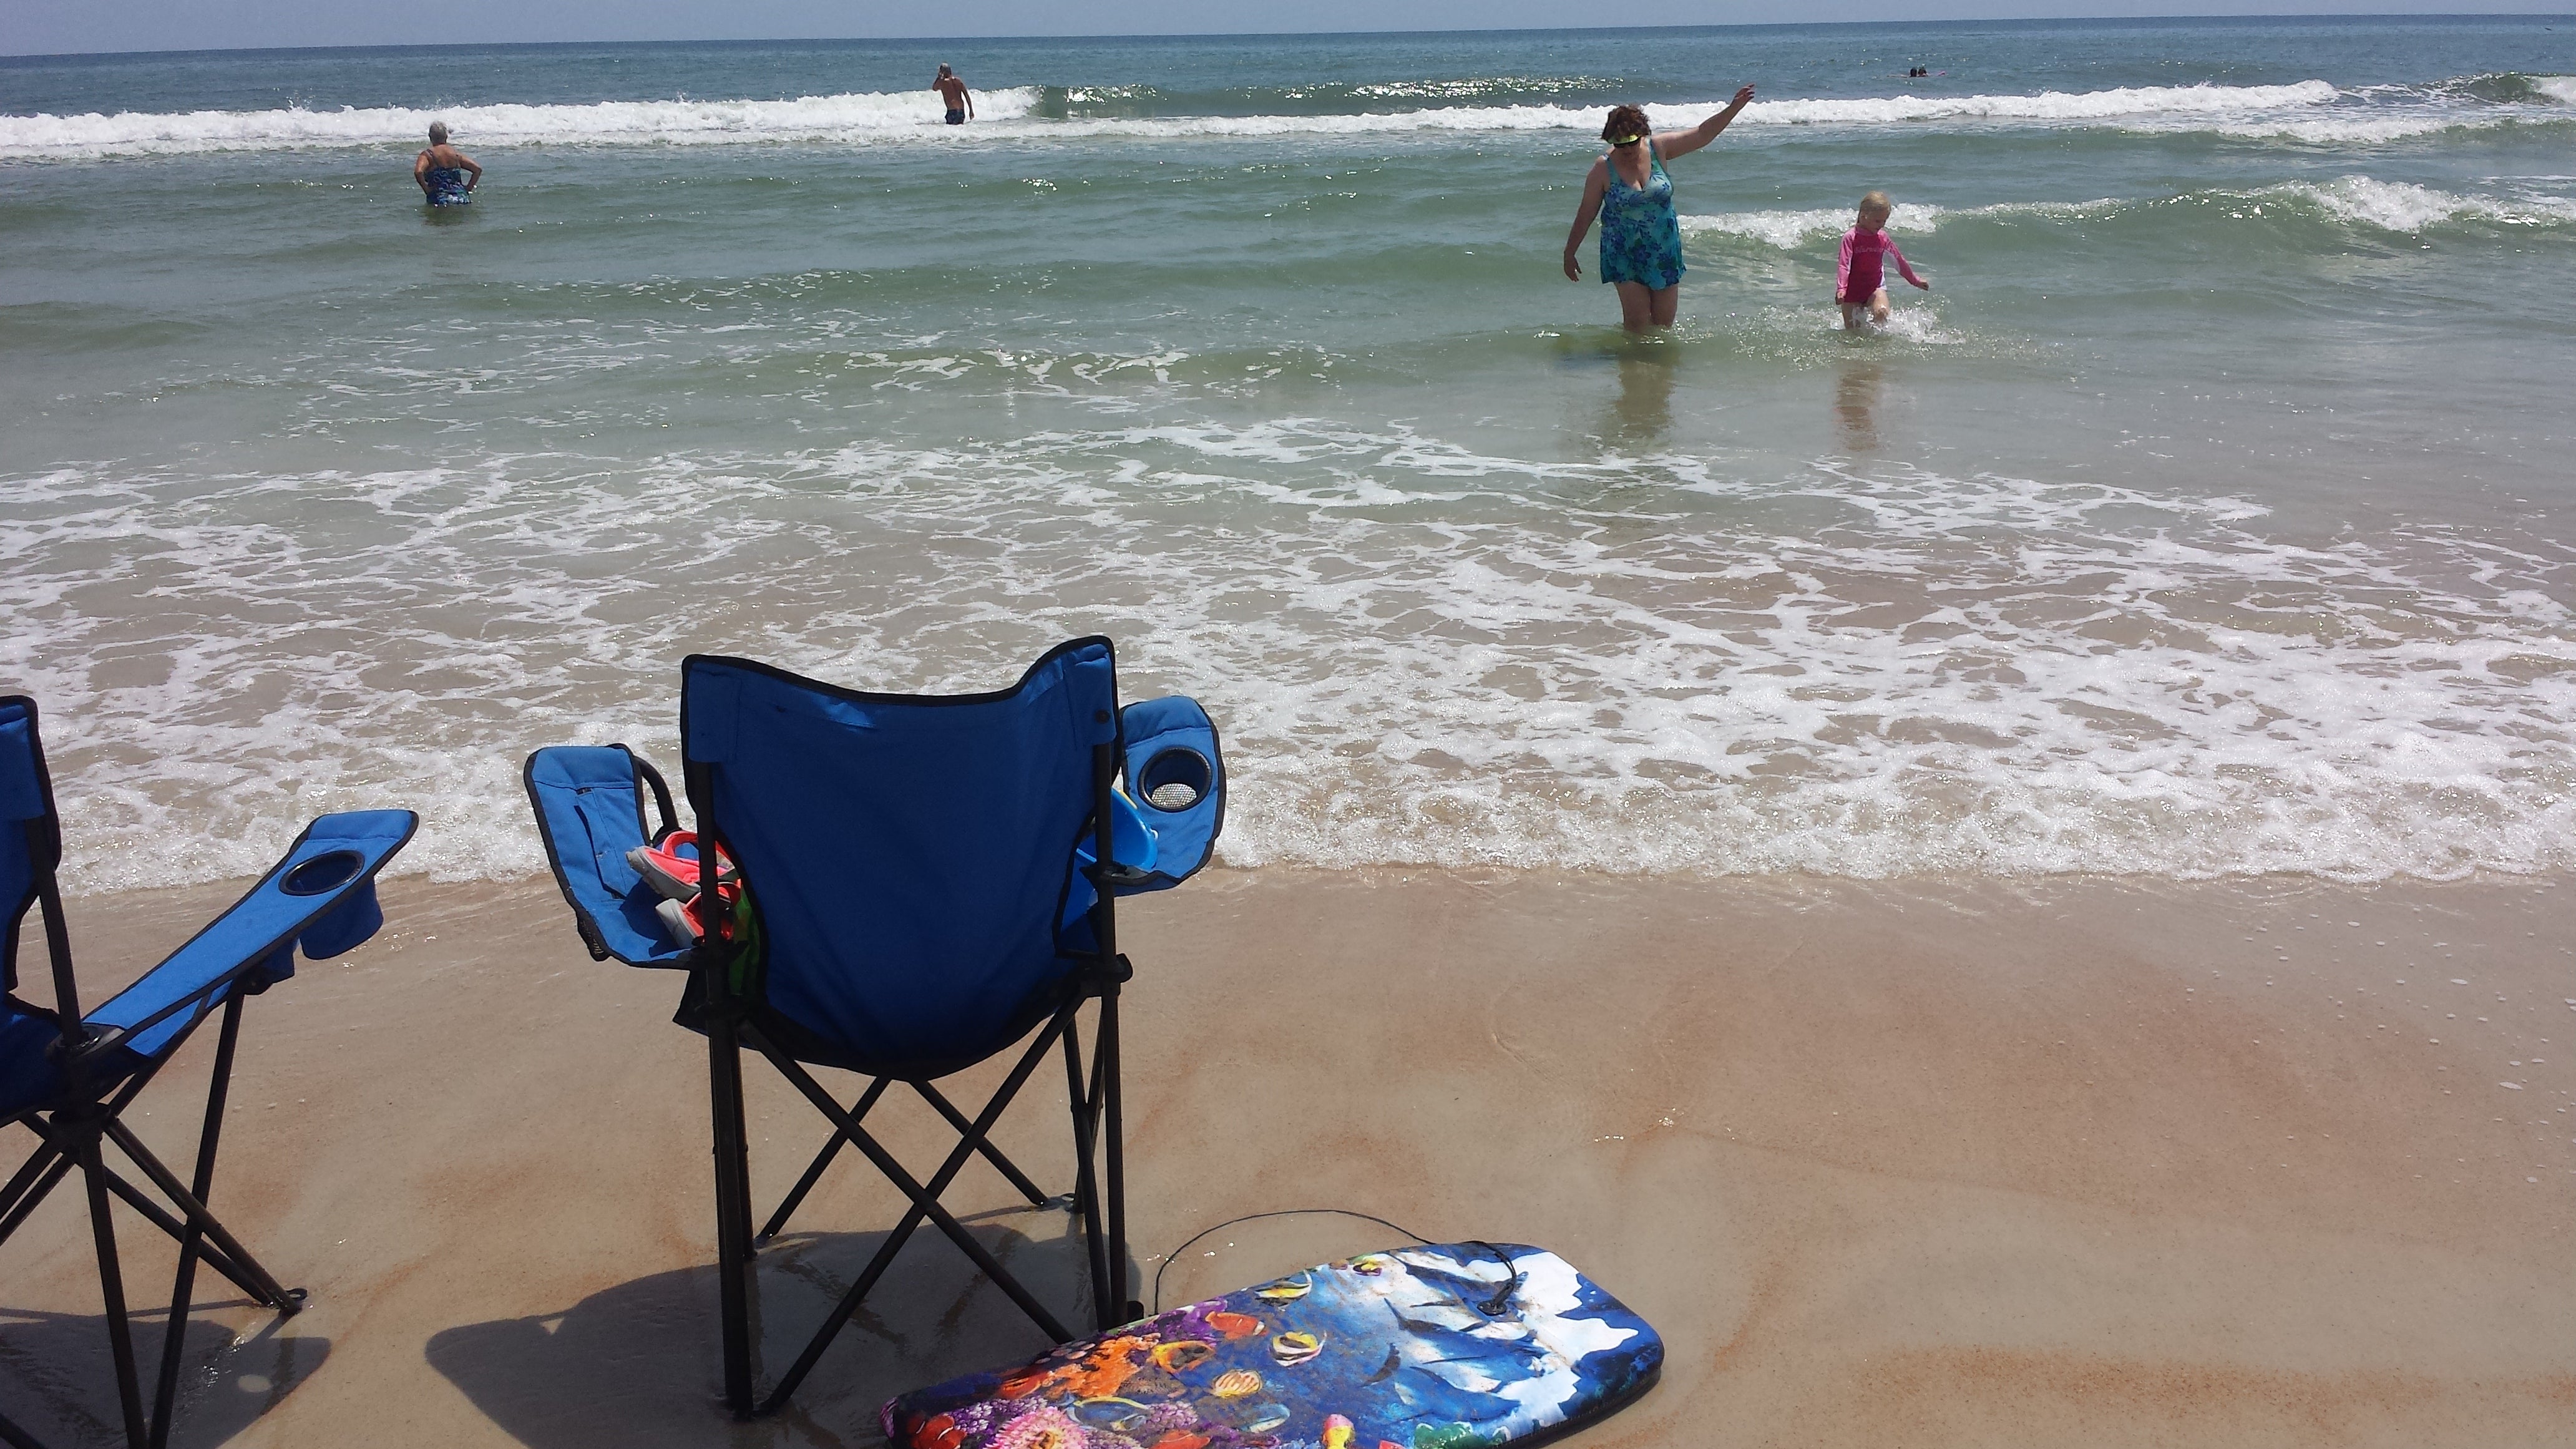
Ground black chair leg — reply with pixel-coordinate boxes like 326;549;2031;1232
706;1013;756;1418
1061;1012;1113;1324
76;1125;149;1449
1101;984;1132;1327
149;991;248;1449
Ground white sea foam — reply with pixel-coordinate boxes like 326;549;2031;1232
2203;114;2505;144
0;79;2496;160
2535;77;2576;106
1681;207;1876;248
1742;79;2339;124
1679;177;2576;250
0;86;1045;159
2295;174;2576;230
11;425;2576;893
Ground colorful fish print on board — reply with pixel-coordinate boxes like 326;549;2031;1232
882;1242;1662;1449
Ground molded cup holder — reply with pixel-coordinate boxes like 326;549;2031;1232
1137;746;1212;812
281;849;364;897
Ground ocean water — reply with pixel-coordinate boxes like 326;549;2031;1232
6;18;2576;891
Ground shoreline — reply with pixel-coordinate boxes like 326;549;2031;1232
6;866;2569;1446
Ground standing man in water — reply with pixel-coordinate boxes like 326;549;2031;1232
933;64;973;125
412;121;481;205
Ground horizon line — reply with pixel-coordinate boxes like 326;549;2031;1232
6;11;2572;63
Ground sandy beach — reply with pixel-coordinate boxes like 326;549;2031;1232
12;17;2576;1449
5;866;2569;1447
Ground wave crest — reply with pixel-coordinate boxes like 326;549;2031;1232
0;78;2476;160
1681;177;2576;251
0;85;1044;158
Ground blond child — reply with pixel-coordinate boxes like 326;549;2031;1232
1837;191;1928;329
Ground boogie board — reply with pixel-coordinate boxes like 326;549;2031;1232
882;1242;1662;1449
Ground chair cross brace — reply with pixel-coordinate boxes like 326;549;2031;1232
1;992;300;1449
700;964;1132;1420
738;995;1084;1415
2;1134;263;1305
753;1074;1052;1247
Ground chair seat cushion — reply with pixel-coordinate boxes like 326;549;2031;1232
881;1242;1662;1449
0;999;67;1122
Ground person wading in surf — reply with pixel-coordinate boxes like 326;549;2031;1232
413;121;481;205
1837;190;1930;329
1562;87;1755;332
933;64;974;125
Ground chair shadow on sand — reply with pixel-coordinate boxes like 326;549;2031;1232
0;1300;329;1448
427;1207;1135;1449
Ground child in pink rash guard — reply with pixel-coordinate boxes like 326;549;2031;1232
1837;190;1929;329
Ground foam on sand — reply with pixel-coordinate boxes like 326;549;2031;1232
12;433;2576;892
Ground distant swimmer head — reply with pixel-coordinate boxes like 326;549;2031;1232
428;121;449;144
1601;104;1649;147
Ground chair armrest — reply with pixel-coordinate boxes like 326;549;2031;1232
1116;696;1226;891
77;809;416;1066
524;745;693;968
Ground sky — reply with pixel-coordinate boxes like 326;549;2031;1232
6;0;2570;57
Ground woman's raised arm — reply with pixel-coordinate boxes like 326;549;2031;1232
1657;85;1757;160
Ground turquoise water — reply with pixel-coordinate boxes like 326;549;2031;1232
6;19;2576;888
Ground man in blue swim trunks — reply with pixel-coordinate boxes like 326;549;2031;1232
412;121;481;205
933;64;973;125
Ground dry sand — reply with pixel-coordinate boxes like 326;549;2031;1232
4;867;2571;1447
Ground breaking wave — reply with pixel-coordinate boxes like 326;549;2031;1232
6;78;2547;160
1682;176;2576;250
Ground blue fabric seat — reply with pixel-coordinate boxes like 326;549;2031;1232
1;696;415;1449
525;638;1226;1417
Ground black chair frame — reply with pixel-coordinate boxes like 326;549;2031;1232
686;734;1138;1418
2;810;305;1449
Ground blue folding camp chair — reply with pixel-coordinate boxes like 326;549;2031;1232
0;696;415;1449
524;638;1224;1417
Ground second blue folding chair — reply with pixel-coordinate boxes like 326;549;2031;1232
0;696;415;1448
525;637;1224;1415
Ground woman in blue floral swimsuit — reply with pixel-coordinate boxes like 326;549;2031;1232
1562;88;1757;332
412;120;482;207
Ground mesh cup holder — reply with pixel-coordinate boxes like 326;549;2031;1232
1138;747;1211;812
281;849;364;896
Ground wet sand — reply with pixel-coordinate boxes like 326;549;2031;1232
5;868;2572;1447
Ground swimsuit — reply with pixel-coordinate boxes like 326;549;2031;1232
422;165;471;205
1837;228;1923;305
1596;142;1686;291
945;108;965;125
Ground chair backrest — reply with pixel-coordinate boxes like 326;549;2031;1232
0;696;65;1005
680;640;1121;1078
